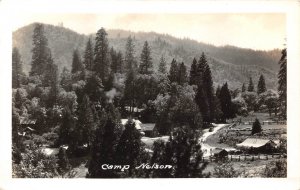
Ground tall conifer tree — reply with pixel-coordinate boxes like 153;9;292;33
257;74;267;94
30;23;52;77
12;47;24;88
125;36;137;72
278;48;287;119
168;59;178;83
116;121;142;177
177;62;187;85
189;58;198;85
94;28;110;82
247;77;254;92
77;94;95;147
158;55;167;74
139;41;153;74
241;83;246;92
83;38;94;71
46;63;59;107
71;49;84;74
218;82;235;121
124;68;136;113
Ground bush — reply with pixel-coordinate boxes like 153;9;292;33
263;159;287;177
213;162;241;177
12;145;58;178
251;118;262;135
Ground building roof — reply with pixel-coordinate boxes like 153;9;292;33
20;117;37;125
236;138;273;148
41;148;59;156
141;123;155;131
211;148;228;155
121;119;142;130
141;136;169;147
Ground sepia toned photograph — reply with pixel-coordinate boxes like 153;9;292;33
10;13;288;179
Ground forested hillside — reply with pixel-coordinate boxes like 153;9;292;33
13;23;281;90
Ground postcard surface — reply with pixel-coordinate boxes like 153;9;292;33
1;0;300;189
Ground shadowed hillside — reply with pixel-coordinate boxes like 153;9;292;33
13;23;281;90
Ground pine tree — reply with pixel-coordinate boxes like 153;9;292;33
110;47;118;74
150;127;208;178
110;49;124;74
278;48;287;119
60;67;72;91
85;75;104;104
247;77;254;92
94;28;110;83
139;41;153;74
189;58;198;85
124;68;136;114
125;36;137;72
46;63;59;108
168;59;178;83
251;118;262;135
41;51;55;87
14;89;23;109
87;109;122;178
58;107;75;145
195;85;210;122
83;38;94;71
116;121;142;177
30;23;52;76
12;47;24;88
71;49;84;74
116;51;124;73
219;82;235;121
241;83;246;92
257;74;267;94
77;94;95;147
193;52;215;122
202;59;215;122
177;62;187;85
158;55;167;74
198;52;208;82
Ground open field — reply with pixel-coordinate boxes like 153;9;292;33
205;112;286;151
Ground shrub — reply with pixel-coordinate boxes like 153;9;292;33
251;118;262;135
263;159;287;177
213;162;241;177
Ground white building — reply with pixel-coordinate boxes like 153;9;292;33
121;119;142;131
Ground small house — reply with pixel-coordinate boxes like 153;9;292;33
19;117;36;135
121;118;142;131
141;123;156;137
212;148;228;160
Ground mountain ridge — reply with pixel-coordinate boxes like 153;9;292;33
12;23;281;90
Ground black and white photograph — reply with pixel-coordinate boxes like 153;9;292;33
10;13;288;178
1;0;300;189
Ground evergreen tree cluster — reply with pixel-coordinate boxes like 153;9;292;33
278;48;287;119
189;53;217;123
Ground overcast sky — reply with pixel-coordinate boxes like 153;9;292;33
12;13;285;50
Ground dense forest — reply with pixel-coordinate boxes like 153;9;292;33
12;23;286;178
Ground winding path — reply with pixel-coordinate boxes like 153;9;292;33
199;123;236;157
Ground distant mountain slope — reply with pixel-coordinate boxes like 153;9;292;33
12;23;281;90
